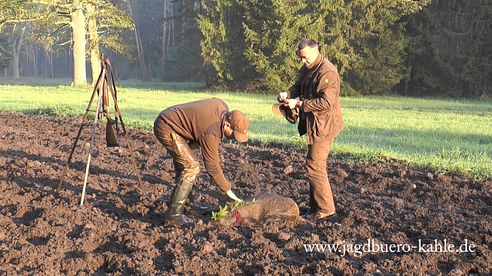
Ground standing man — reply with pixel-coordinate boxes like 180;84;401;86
154;98;249;225
278;38;344;221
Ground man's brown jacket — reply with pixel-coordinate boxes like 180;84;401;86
154;98;231;192
287;54;344;144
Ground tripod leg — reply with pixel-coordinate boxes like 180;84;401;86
104;63;142;184
80;151;93;206
58;92;100;191
58;66;106;191
57;116;87;191
80;84;104;206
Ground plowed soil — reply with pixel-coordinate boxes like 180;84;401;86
0;111;490;275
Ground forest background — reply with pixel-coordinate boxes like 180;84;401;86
0;0;490;98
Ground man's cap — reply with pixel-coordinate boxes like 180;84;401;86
229;110;249;143
272;103;298;124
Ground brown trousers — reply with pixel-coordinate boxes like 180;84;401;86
154;120;200;186
306;137;336;214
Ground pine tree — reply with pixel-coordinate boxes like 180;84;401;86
406;0;492;98
197;0;252;87
198;0;430;94
240;0;316;91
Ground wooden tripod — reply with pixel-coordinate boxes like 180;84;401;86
57;58;142;206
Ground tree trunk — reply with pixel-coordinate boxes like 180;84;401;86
31;45;38;76
65;50;69;78
161;0;168;77
49;50;54;78
43;48;48;78
169;1;174;50
87;3;101;86
12;45;19;78
70;5;87;86
10;24;26;79
181;0;185;39
128;0;148;80
90;46;100;85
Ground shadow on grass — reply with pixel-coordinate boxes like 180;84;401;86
0;78;72;86
118;80;207;91
0;77;207;91
22;106;79;117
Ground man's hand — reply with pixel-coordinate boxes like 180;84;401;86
226;190;243;202
284;99;300;109
277;91;288;102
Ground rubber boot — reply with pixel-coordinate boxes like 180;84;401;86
165;182;193;226
166;185;179;208
164;132;199;225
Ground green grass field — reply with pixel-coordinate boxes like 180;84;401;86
1;81;491;178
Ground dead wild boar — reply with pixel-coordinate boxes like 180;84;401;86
220;194;301;226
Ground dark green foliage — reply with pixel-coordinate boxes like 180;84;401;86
197;0;257;89
2;0;490;98
405;0;492;98
162;0;205;81
333;0;413;95
239;0;317;91
162;45;204;82
198;0;430;94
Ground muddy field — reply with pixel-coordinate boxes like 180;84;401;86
0;111;491;275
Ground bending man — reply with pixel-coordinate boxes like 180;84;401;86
154;98;249;225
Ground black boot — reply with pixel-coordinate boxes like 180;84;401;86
166;182;192;209
165;183;193;226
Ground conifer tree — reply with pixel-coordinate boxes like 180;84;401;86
406;0;492;97
197;0;254;87
198;0;430;94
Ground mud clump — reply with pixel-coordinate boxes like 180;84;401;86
220;194;300;226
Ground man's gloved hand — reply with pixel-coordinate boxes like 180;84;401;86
277;91;288;102
284;99;300;109
226;190;243;203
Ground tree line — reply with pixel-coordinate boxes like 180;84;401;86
0;0;490;98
